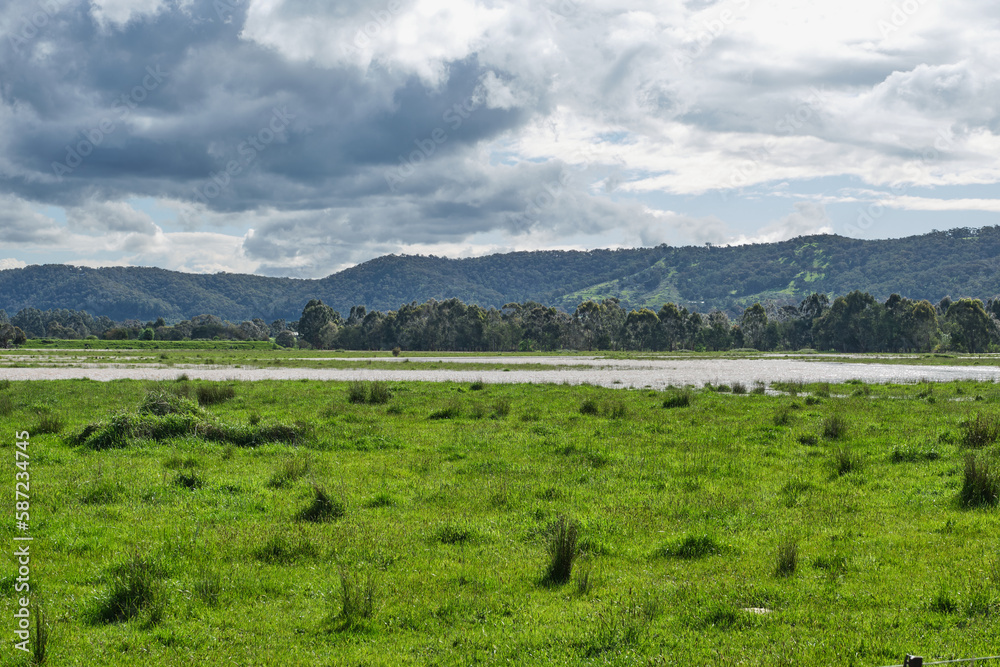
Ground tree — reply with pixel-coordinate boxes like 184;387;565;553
740;303;768;350
275;330;297;348
298;300;339;348
946;298;994;352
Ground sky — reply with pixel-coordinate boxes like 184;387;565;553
0;0;998;278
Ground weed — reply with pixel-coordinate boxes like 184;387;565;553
297;485;346;522
823;414;848;440
662;389;692;408
960;454;999;508
775;537;798;577
960;413;1000;448
196;384;236;406
543;516;580;585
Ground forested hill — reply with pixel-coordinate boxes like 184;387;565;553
3;226;1000;321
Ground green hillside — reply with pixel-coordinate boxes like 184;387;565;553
1;226;999;321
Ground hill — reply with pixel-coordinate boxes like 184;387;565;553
2;226;999;321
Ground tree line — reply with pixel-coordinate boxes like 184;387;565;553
294;291;1000;354
4;291;1000;354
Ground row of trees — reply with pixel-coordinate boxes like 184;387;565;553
294;292;1000;353
5;291;1000;354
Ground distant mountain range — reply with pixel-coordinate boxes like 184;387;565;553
3;226;1000;322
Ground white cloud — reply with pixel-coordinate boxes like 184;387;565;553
0;258;28;270
89;0;166;30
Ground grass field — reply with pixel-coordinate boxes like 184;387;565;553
2;377;999;665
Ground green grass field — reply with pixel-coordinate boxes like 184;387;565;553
2;377;999;665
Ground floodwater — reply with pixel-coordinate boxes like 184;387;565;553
3;357;1000;389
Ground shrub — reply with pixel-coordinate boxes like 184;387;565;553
391;346;401;357
960;454;999;508
961;413;1000;448
823;414;848;440
332;567;375;630
196;383;236;406
580;399;600;415
297;485;346;522
775;538;798;577
543;516;580;585
662;390;692;408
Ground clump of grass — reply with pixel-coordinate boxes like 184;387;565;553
347;380;392;405
470;380;486;391
194;566;222;607
798;434;818;446
714;384;731;393
33;412;64;434
80;479;123;505
751;381;766;395
731;382;748;395
580;398;599;415
833;447;862;476
435;523;476;545
365;492;396;508
543;516;580;585
297;485;346;522
173;471;203;490
654;534;722;559
575;562;594;595
88;553;165;625
929;588;958;614
960;413;1000;448
139;389;199;416
890;443;941;463
266;456;311;489
254;534;319;564
491;398;511;419
662;389;692;408
196;383;236;406
605;400;628;419
31;603;49;664
823;414;849;440
429;401;461;420
774;406;793;426
960;454;999;508
331;567;375;630
0;393;13;416
775;537;799;577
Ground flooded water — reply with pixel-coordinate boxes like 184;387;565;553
3;357;999;389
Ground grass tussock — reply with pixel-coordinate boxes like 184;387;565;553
140;389;200;416
194;566;223;607
543;516;580;585
654;534;723;559
823;414;849;440
960;413;1000;448
580;398;599;415
832;447;862;476
330;567;375;631
87;553;166;625
960;454;999;508
347;381;392;405
196;383;236;406
31;603;49;664
296;485;346;522
429;400;461;420
172;471;203;490
266;456;311;489
731;382;747;395
662;389;692;408
254;534;320;564
33;412;65;434
775;538;799;577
